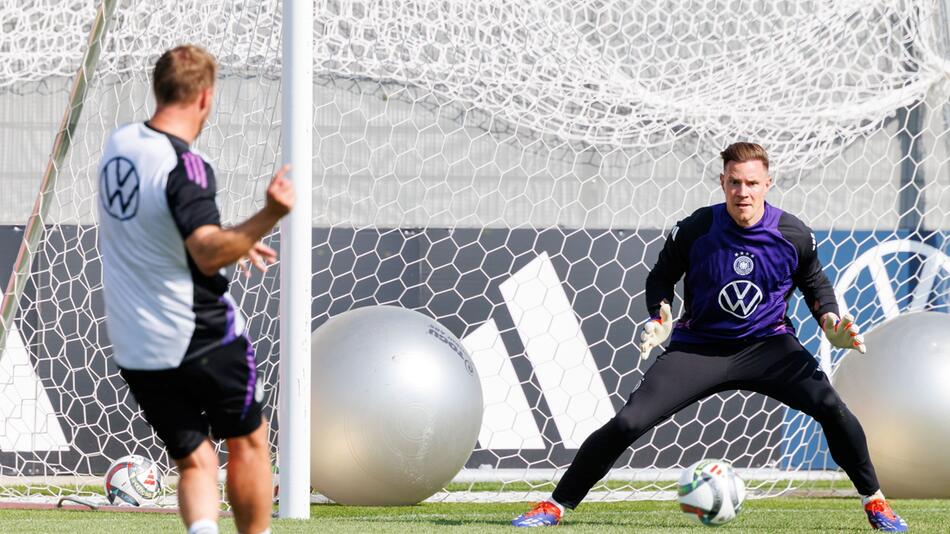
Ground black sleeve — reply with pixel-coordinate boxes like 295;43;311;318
645;207;712;319
165;152;221;239
778;212;839;325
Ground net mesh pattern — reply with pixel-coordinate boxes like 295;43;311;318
0;0;948;504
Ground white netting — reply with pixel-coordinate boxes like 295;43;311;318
3;0;948;168
0;0;948;506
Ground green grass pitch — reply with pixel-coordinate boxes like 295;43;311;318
1;499;948;533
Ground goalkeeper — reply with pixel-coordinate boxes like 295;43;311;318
513;142;907;532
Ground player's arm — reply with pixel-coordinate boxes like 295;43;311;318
185;166;294;276
167;155;294;276
639;237;682;359
640;209;708;359
644;218;694;318
781;214;866;353
644;248;678;322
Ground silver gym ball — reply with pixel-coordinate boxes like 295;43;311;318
833;311;950;498
310;305;484;505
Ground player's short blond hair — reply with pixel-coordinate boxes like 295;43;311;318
152;45;217;106
720;142;769;170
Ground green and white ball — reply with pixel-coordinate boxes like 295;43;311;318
677;459;746;526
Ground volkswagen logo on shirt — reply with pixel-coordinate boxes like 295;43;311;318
718;280;764;319
100;156;140;220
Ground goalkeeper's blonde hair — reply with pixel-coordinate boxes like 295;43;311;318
721;142;769;170
152;45;218;106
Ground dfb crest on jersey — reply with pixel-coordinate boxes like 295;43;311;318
100;156;140;220
733;252;754;275
718;280;763;319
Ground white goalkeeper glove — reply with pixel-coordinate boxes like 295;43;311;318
639;302;673;360
822;312;867;354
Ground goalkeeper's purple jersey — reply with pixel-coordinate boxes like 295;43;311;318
645;202;838;343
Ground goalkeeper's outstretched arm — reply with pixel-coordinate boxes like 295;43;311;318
644;215;698;319
640;237;683;359
781;214;838;325
779;212;866;353
640;208;712;358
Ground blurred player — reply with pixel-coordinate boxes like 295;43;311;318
98;45;294;534
512;142;907;531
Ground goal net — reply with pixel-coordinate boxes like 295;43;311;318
0;0;948;505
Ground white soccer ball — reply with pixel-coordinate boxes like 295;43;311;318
104;454;163;506
677;459;746;526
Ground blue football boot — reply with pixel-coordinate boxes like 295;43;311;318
865;499;908;532
512;501;562;527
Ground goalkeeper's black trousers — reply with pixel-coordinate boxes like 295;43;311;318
551;333;879;509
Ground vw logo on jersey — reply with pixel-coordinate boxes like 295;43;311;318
100;156;140;220
718;280;764;319
733;252;754;275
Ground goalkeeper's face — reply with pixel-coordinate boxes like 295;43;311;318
720;160;771;227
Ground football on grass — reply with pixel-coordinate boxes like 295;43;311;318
104;454;163;506
677;459;746;526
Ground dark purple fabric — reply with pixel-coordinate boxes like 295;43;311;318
241;335;256;419
219;296;237;346
671;202;798;343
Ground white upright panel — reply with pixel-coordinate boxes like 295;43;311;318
463;319;545;450
0;325;68;452
499;253;614;448
279;0;313;519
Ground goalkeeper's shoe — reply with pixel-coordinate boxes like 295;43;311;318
865;499;908;532
511;501;562;527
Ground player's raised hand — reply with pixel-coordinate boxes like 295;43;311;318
639;302;673;360
265;164;295;217
822;312;867;354
237;241;278;277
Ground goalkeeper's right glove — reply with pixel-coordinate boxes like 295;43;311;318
639;302;673;360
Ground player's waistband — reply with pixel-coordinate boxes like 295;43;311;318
668;332;793;357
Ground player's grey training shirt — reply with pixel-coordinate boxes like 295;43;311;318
98;122;245;370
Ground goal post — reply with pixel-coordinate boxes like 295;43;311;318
278;0;313;519
0;0;118;375
0;0;947;509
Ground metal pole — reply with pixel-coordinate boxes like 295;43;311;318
278;0;313;519
896;6;928;235
0;0;118;358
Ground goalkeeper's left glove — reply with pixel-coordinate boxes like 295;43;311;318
639;302;673;360
821;312;867;354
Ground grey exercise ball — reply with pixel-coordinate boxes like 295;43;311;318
833;311;950;498
310;305;483;505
